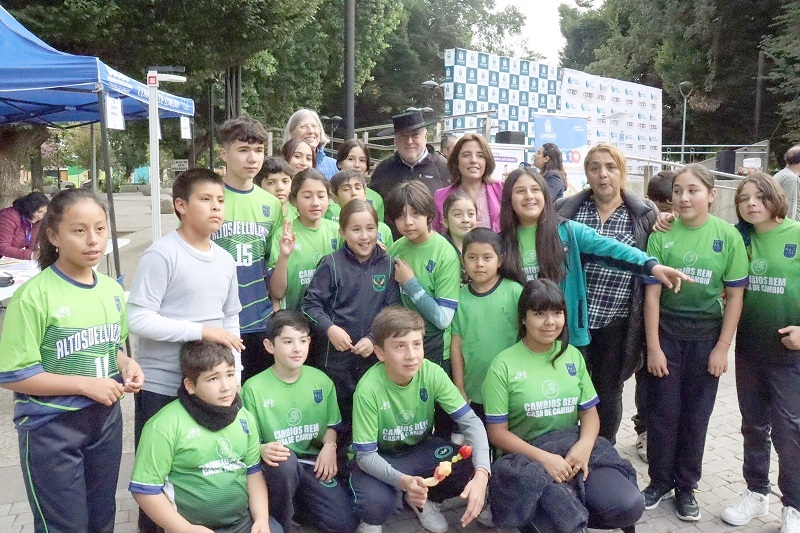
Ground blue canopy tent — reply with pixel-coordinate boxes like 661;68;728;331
0;5;195;278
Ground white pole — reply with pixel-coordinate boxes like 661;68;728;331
147;71;161;243
680;96;688;164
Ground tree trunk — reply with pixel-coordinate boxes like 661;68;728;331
30;148;44;192
0;124;49;208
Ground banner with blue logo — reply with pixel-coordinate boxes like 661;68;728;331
533;114;589;192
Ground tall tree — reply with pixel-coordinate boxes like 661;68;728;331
559;0;785;148
761;1;800;144
342;0;527;128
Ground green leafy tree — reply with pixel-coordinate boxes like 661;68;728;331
762;1;800;143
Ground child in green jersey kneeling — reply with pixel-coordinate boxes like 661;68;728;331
130;341;280;533
242;310;358;533
350;307;491;533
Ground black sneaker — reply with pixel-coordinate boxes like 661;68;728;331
675;488;701;521
642;483;674;510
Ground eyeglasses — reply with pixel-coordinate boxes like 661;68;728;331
296;122;321;132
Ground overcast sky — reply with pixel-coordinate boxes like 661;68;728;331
493;0;603;63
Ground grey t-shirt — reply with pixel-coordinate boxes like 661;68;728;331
128;230;241;396
773;167;798;221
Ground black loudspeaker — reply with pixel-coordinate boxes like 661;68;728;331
716;149;736;174
495;130;526;145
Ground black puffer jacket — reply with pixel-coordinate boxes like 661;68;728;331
556;188;658;384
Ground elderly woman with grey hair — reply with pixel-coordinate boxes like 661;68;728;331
283;109;339;179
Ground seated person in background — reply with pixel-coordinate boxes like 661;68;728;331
0;191;48;260
242;310;358;533
350;306;491;533
130;340;281;533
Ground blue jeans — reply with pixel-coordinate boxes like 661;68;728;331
646;330;719;490
736;350;800;509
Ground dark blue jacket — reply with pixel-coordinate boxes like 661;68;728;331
302;244;401;397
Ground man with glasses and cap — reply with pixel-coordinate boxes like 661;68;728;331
369;110;451;200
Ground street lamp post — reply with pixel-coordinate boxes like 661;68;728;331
147;66;186;243
679;81;694;164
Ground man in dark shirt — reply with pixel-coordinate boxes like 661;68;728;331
369;110;451;201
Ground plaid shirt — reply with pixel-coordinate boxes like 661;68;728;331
574;198;636;329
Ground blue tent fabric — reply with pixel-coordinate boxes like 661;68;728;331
0;5;194;126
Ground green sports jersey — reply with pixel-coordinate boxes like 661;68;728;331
483;341;598;442
366;188;385;222
268;218;339;310
352;359;470;454
388;233;460;359
0;267;127;429
212;185;283;333
518;225;539;281
129;400;261;529
738;218;800;356
452;278;523;404
325;202;342;223
241;366;341;458
645;216;749;331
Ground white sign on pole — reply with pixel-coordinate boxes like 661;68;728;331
180;116;192;139
171;159;189;172
105;95;125;130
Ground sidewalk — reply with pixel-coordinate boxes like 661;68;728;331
0;194;784;533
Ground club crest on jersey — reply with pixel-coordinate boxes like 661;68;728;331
420;388;429;402
240;419;250;434
785;244;797;258
313;389;324;404
372;275;387;292
262;205;271;217
114;295;122;313
565;362;577;376
331;239;338;250
426;260;436;273
713;240;724;253
434;445;453;459
319;478;338;488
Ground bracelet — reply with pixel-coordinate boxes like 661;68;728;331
718;340;731;346
473;467;490;479
322;441;338;449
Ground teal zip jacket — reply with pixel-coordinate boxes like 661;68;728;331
555;219;657;347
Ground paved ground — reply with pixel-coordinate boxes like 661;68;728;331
0;193;785;532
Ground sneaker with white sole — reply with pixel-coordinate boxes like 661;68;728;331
357;522;382;533
721;489;769;525
783;506;800;533
406;494;449;533
635;432;648;463
476;505;494;527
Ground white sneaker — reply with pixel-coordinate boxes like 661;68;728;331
477;505;494;527
721;490;769;525
406;494;449;533
635;432;648;463
357;522;382;533
783;506;800;533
